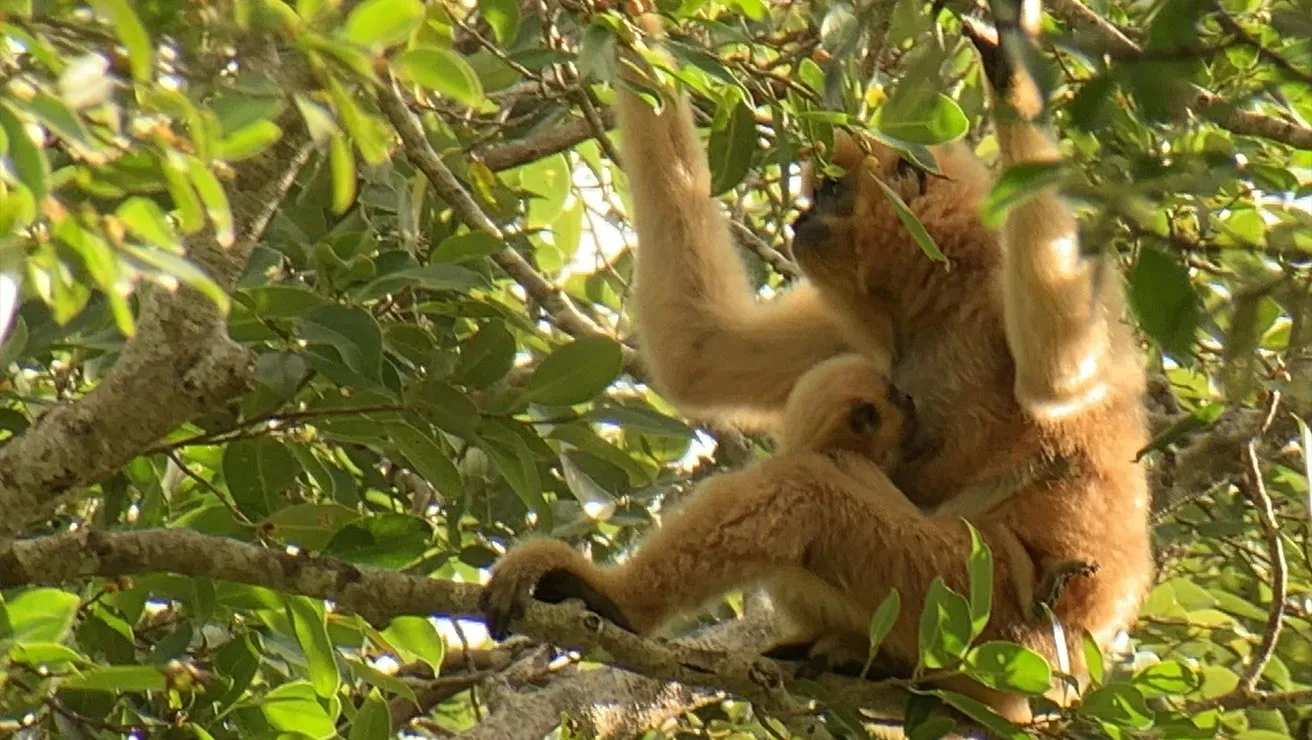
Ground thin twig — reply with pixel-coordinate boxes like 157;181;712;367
1237;392;1286;693
375;72;645;376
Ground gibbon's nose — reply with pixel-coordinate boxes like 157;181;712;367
792;209;833;253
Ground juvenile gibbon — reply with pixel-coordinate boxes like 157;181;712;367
479;352;917;636
480;8;1153;722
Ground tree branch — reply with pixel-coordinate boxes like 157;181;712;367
0;528;902;736
1045;0;1312;149
0;116;314;538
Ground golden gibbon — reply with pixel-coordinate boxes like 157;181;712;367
480;10;1152;722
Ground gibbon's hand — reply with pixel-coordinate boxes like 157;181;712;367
478;538;635;640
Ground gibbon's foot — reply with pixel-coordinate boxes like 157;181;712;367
478;538;635;640
1031;560;1101;619
762;639;880;680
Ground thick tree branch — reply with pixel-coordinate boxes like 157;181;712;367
480;110;617;172
0;528;902;736
0;121;313;538
1046;0;1312;149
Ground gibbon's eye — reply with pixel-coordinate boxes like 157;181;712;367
849;403;882;434
812;174;843;206
894;157;928;197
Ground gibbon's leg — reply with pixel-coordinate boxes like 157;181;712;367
614;26;856;425
964;14;1131;421
480;453;1034;675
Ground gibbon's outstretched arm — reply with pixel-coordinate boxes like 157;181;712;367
967;15;1133;421
616;33;853;428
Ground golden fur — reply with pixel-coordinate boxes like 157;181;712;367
479;13;1153;723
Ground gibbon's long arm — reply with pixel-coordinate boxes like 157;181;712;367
615;42;851;426
965;16;1127;421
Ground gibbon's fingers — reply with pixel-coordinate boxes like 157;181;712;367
614;22;852;429
479;538;634;640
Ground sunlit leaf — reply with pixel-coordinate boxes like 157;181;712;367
394;48;485;107
284;596;340;698
380;616;445;673
90;0;151;81
917;577;972;670
965;641;1052;694
344;0;424;49
262;681;337;739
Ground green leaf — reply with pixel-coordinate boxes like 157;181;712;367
1133;659;1201;697
874;93;969;145
1;588;80;643
262;680;338;739
406;378;482;439
329;133;358;215
380;616;446;673
186;156;235;247
1221;293;1262;401
387;421;463;498
518;154;570;229
480;0;519;45
871;175;945;263
1296;415;1312;521
223;437;300;519
285;596;340;698
62;665;167;692
394;48;485;107
964;520;992;638
90;0;152;81
117;197;180;251
479;423;549;525
1083;631;1105;685
932;690;1027;740
162;153;204;233
216;120;284;161
0;104;49;201
965;641;1052;694
325;513;433;568
7;642;87;668
708;100;756;196
861;589;901;677
454;322;516;389
265;503;360;550
295;93;339;144
326;77;390;165
125;245;230;313
1129;247;1198;361
300;305;384;380
344;0;424;49
523;336;623;406
350;689;391;740
980;161;1068;230
1080;684;1155;730
431;232;504;263
917;577;972;670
